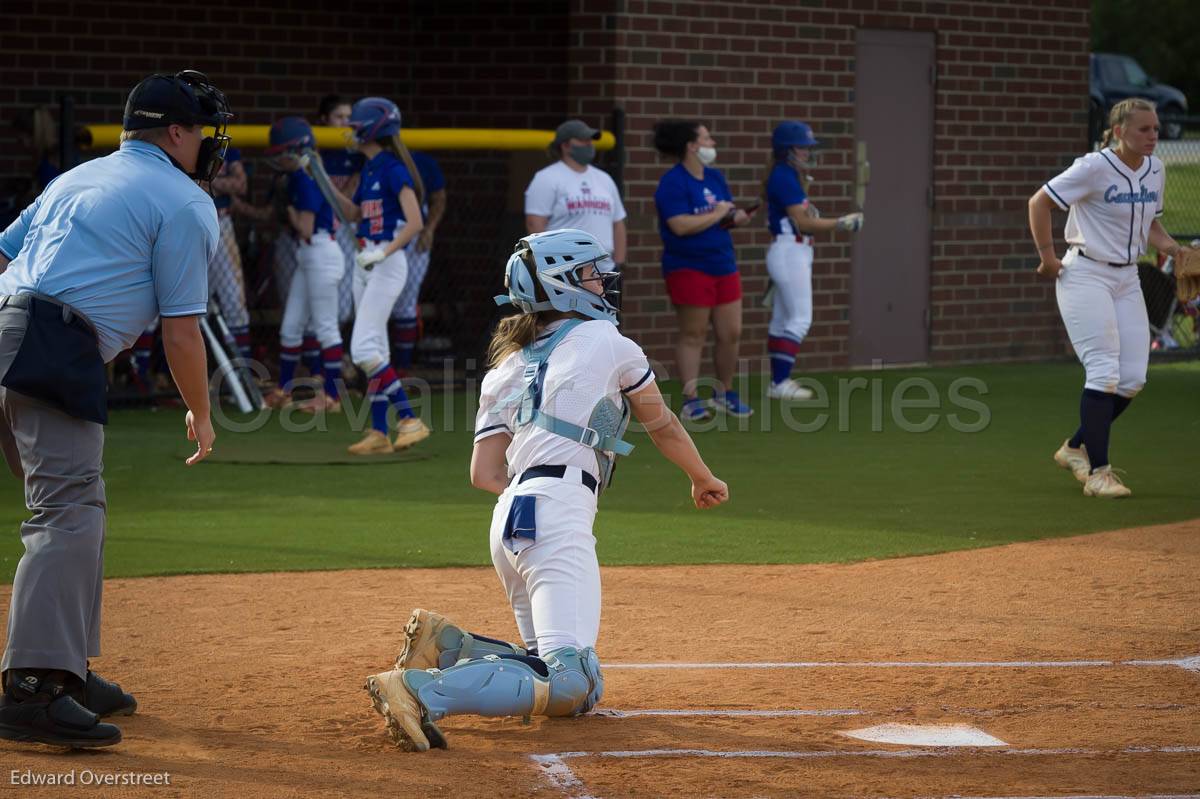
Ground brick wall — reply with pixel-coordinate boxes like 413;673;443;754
591;0;1090;371
2;0;1091;374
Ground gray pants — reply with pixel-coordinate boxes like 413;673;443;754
0;312;106;681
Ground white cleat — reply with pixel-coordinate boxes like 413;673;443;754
767;378;814;401
1083;465;1131;498
1053;439;1090;483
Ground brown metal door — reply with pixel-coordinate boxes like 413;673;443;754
850;29;935;366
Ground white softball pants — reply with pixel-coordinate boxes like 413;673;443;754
1056;248;1149;397
350;240;408;372
766;237;814;342
279;234;344;350
209;214;250;328
489;475;601;655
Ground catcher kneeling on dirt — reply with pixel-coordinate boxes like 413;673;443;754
364;229;729;751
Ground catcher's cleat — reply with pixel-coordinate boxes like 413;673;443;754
392;417;431;451
396;609;458;671
1053;439;1090;483
364;669;445;752
767;378;814;401
1083;465;1131;498
348;429;393;456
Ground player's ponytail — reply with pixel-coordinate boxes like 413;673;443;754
1101;97;1156;149
487;314;542;368
388;132;425;208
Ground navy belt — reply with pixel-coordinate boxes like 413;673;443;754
1076;248;1134;268
519;464;598;494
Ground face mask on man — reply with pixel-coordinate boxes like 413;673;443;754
569;143;596;166
696;146;717;165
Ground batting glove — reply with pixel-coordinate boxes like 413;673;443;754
835;212;864;233
355;249;386;271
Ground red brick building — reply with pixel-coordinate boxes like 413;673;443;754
1;0;1089;374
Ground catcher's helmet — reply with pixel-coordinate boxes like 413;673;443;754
495;229;620;325
349;97;401;143
772;121;819;153
266;116;315;155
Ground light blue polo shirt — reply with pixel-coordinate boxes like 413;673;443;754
0;140;216;362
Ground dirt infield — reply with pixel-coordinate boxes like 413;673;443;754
1;521;1198;798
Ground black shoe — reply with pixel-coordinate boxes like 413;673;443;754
0;672;121;748
76;671;137;718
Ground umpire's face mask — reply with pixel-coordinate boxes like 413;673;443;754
193;132;230;183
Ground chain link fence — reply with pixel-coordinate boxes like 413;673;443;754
1145;114;1200;357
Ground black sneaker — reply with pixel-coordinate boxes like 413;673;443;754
75;671;137;718
0;672;121;748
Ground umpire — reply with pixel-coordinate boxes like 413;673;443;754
0;70;229;748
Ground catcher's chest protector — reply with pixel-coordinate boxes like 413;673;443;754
503;319;634;494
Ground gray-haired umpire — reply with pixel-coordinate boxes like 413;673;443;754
0;70;230;748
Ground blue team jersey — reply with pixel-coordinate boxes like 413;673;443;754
653;163;736;276
352;151;415;241
212;147;241;211
766;162;808;236
287;169;334;234
408;151;445;221
320;148;364;178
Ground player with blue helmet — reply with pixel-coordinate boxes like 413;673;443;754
259;116;346;413
325;97;430;455
364;229;729;752
762;121;864;400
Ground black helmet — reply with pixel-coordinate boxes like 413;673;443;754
123;70;231;131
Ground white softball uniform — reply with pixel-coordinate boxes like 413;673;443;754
279;232;344;350
1044;148;1164;397
766;236;814;343
350;239;408;371
475;319;654;653
209;213;250;328
524;162;626;253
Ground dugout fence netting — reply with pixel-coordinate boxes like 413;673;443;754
1144;114;1200;358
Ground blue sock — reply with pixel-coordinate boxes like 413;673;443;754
279;346;301;392
770;356;792;385
1070;394;1132;449
1078;389;1116;471
321;344;344;400
370;397;389;433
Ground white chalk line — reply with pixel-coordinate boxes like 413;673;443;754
531;747;1200;799
605;654;1200;671
591;708;865;718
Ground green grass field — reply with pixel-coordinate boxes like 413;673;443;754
1163;162;1200;238
1;360;1197;582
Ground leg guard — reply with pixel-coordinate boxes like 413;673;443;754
406;646;603;725
395;608;526;672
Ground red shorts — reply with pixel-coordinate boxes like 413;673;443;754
664;269;742;307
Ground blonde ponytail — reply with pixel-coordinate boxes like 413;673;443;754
487;314;543;368
390;132;425;208
1101;97;1156;149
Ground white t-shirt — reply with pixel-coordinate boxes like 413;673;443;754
475;319;654;481
1044;148;1165;265
524;162;627;253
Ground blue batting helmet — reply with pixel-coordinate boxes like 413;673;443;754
495;229;620;325
349;97;402;142
265;116;315;155
772;121;819;153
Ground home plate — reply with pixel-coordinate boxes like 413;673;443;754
841;723;1007;747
